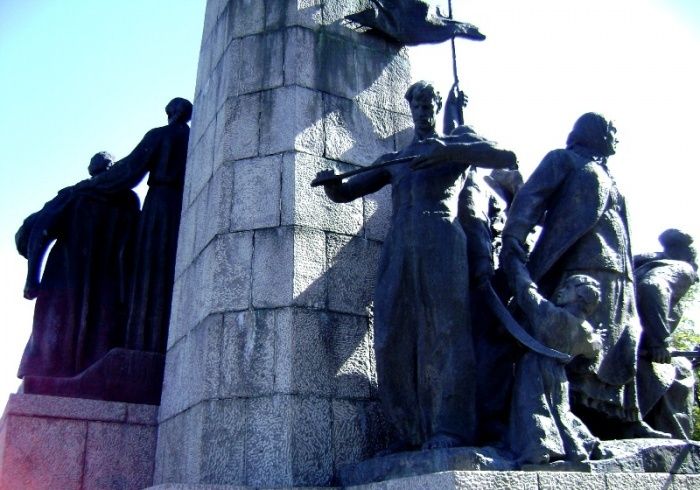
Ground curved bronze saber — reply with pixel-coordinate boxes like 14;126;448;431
310;155;419;187
482;282;572;362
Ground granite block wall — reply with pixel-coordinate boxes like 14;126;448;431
155;0;411;486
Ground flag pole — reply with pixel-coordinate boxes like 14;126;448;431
448;0;459;86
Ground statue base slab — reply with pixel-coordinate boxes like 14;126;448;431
22;347;165;405
338;440;700;486
146;470;699;489
0;393;157;490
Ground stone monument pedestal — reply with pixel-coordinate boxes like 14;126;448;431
146;469;699;489
0;393;157;490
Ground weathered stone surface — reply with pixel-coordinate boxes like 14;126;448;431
209;9;229;70
217;93;261;164
127;403;159;425
231;156;282;231
175;204;197;279
275;308;333;396
392;111;414;149
363;185;391;242
333;400;387;471
340;439;700;488
250;225;326;310
186;118;215;207
220;310;276;398
282;152;363;235
450;471;539;490
338;447;517;487
140;472;700;490
328;312;373;398
274;309;370;398
170;231;251;347
159;315;223;421
83;422;156;490
327;234;380;316
291;397;334;486
315;32;362;100
252;226;294;308
259;86;325;157
238;32;285;96
349;470;539;490
224;0;265;39
538;472;606;490
673;474;700;489
605;473;674;489
293;226;327;308
323;95;396;167
266;0;322;31
322;0;370;27
157;0;414;487
354;47;411;114
199;0;228;61
0;395;158;490
522;439;700;474
168;263;197;348
3;393;126;422
196;163;234;252
283;27;321;91
246;395;293;487
154;404;205;484
198;399;247;484
0;415;85;490
207;231;254;313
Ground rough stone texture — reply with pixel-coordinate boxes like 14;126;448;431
252;226;295;308
195;163;235;255
323;95;395;166
259;86;325;157
231;156;282;231
363;185;392;242
338;440;700;488
327;234;381;316
0;394;157;490
537;472;606;490
332;400;387;471
282;152;364;236
605;473;675;489
0;415;86;490
292;226;327;309
159;0;410;487
83;422;156;490
160;315;224;421
154;404;206;484
673;474;700;489
216;94;261;165
3;392;126;422
198;399;248;485
220;310;276;398
338;447;517;487
144;471;700;490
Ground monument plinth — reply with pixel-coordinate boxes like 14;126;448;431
154;1;410;486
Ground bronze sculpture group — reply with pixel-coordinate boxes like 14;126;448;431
316;80;698;463
16;98;192;403
14;0;698;467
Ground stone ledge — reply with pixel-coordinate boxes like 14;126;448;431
145;470;700;489
0;394;158;489
2;392;158;426
338;440;700;487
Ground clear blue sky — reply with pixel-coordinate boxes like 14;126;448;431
1;0;699;401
